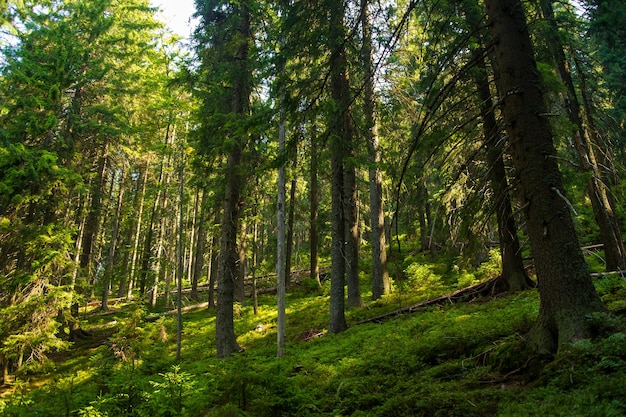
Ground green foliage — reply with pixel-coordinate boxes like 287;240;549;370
143;365;195;417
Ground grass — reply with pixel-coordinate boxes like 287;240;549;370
1;252;626;416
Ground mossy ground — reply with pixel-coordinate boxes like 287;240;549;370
1;252;625;416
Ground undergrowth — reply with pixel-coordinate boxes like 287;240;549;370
1;254;625;416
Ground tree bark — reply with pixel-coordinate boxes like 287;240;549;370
362;0;390;300
214;0;251;358
327;0;351;332
539;0;625;272
191;189;208;301
277;98;287;357
484;0;606;354
285;161;297;288
101;167;126;311
465;0;533;291
345;164;364;308
309;127;320;285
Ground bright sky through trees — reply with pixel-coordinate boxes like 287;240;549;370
150;0;196;38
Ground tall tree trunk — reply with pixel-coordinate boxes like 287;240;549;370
235;217;247;304
208;232;218;309
416;181;431;252
215;0;251;358
362;0;389;300
309;127;320;285
216;146;245;357
80;148;108;280
192;189;208;301
125;161;149;299
176;153;185;362
465;0;533;291
285;160;297;288
539;0;625;272
345;165;363;308
276;47;288;355
484;0;606;354
327;0;351;332
101;167;126;311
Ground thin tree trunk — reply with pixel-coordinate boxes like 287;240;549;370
176;153;185;362
235;216;247;304
484;0;606;354
101;167;126;311
362;0;389;300
192;189;208;301
285;161;297;288
276;69;287;357
252;215;259;315
345;165;363;308
309;127;320;285
126;161;149;299
208;233;218;309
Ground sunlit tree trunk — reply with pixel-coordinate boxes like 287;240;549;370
101;167;126;311
191;189;208;301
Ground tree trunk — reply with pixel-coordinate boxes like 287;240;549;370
235;216;247;304
309;127;320;285
216;146;245;357
539;0;625;272
277;103;287;357
327;0;351;332
215;0;251;358
208;233;218;309
285;162;297;288
465;0;533;291
192;189;208;301
484;0;606;354
176;152;185;362
345;165;363;308
362;0;390;300
80;148;108;280
101;167;126;311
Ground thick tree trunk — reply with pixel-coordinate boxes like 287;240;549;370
484;0;606;354
362;0;389;300
540;0;625;272
216;147;244;357
214;0;251;358
327;0;352;332
465;1;533;291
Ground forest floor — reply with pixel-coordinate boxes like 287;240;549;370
1;252;626;416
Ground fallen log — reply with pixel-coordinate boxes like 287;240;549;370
145;302;209;322
354;276;505;325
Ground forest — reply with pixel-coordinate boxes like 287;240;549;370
1;0;626;415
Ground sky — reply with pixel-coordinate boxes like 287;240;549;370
150;0;198;39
